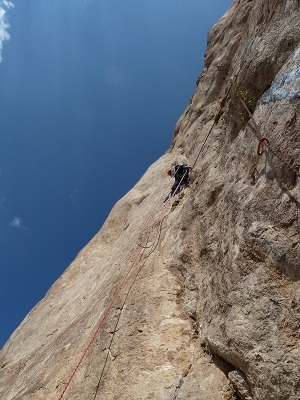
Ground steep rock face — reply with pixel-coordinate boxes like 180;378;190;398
1;1;299;399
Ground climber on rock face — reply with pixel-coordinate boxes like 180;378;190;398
163;162;192;203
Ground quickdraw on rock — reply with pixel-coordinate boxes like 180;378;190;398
257;136;300;178
257;137;270;155
233;86;299;178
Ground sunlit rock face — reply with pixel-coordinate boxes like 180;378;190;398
1;1;299;399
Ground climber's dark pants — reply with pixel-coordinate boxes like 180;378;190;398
171;178;187;195
163;177;188;203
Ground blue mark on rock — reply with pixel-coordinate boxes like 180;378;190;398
259;65;300;105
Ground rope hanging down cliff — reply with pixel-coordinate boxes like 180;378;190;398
88;69;298;399
91;172;193;398
57;241;148;400
57;69;245;400
192;67;244;168
92;204;168;400
57;177;185;400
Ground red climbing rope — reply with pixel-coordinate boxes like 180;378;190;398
92;198;171;399
58;235;151;400
58;192;174;400
58;68;247;400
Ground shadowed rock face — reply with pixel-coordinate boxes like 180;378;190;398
1;1;299;399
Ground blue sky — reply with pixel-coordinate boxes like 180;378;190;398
0;0;232;348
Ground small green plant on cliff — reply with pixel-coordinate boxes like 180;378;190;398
232;86;255;121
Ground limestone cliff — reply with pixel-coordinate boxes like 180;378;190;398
1;1;299;399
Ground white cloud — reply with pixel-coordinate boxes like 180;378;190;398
0;0;14;62
2;1;14;9
9;216;22;228
9;216;28;231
